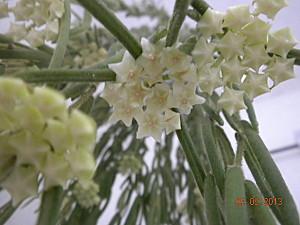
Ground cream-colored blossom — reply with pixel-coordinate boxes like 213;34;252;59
171;82;205;114
192;37;215;67
221;57;247;84
218;87;247;115
136;110;164;142
124;82;150;107
254;0;288;19
217;31;245;59
146;83;171;112
170;64;198;83
102;83;124;106
198;67;223;95
241;18;271;45
266;57;295;86
161;47;192;73
267;28;297;57
197;8;224;37
242;44;271;71
223;5;253;31
241;71;270;99
25;28;45;47
109;51;143;83
8;23;28;42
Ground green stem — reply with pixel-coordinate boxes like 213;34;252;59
166;0;190;47
36;187;64;225
176;116;205;192
244;95;259;132
191;0;210;15
77;0;142;59
0;48;50;67
288;48;300;66
49;0;71;68
14;69;116;83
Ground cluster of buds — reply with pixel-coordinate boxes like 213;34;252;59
103;0;297;140
0;77;97;205
2;0;65;47
118;154;142;175
73;42;108;68
73;180;100;208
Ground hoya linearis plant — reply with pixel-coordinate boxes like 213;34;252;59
0;0;300;224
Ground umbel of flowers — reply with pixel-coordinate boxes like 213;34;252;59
0;77;97;206
1;0;65;47
103;0;297;141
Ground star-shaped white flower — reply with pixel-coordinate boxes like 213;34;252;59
109;100;143;127
197;8;224;37
223;5;253;31
265;57;295;86
136;110;164;142
49;0;65;19
267;28;297;57
221;57;247;84
109;51;143;83
242;44;271;71
241;71;270;100
198;66;223;95
45;20;59;41
171;82;205;114
170;64;198;83
2;166;38;206
102;83;124;107
241;18;271;45
254;0;288;19
137;38;164;78
12;1;34;21
124;82;151;107
161;47;192;73
146;83;171;112
217;31;245;59
218;87;247;115
163;109;181;135
192;37;215;67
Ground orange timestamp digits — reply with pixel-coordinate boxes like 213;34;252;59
236;197;283;207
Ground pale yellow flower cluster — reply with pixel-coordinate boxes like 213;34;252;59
0;78;97;205
3;0;65;47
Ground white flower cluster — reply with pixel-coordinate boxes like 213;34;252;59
0;78;97;205
103;38;205;142
195;1;297;115
73;180;100;208
3;0;65;47
103;0;297;141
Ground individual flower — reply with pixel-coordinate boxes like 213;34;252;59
223;5;253;31
266;57;295;86
192;37;215;67
8;23;28;42
137;38;164;79
108;51;143;83
25;28;45;47
221;57;247;84
171;82;205;114
254;0;287;19
217;31;245;60
241;71;270;99
267;28;297;57
241;18;271;45
242;44;271;71
218;87;247;115
170;64;198;83
102;83;124;107
136;110;164;142
146;83;171;112
197;8;224;37
161;47;192;73
198;66;223;95
124;82;150;107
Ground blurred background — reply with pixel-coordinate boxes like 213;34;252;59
0;0;300;224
